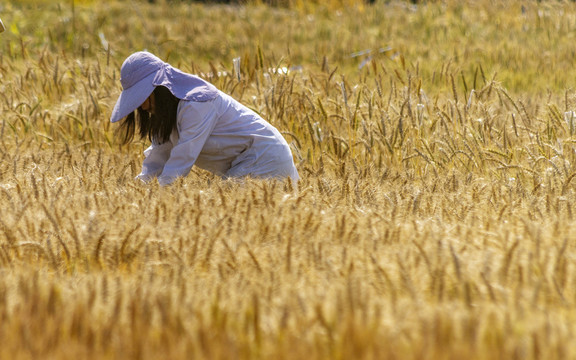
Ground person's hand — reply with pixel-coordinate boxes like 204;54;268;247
135;174;155;184
158;175;176;187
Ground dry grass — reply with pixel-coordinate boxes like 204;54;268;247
2;0;576;359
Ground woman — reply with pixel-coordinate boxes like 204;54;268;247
110;51;299;186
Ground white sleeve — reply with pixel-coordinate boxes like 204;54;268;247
158;100;218;186
137;141;173;182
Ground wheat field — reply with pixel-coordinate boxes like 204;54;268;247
2;0;576;359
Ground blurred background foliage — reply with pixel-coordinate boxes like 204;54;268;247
3;0;576;94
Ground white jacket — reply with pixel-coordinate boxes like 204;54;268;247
137;91;299;186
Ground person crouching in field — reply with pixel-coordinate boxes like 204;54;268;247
110;51;299;186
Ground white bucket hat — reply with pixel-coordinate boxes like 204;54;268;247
110;51;219;123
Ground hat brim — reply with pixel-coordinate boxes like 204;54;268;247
110;71;156;123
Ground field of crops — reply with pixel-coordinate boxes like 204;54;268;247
2;0;576;359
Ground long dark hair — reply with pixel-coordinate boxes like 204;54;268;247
117;86;180;145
